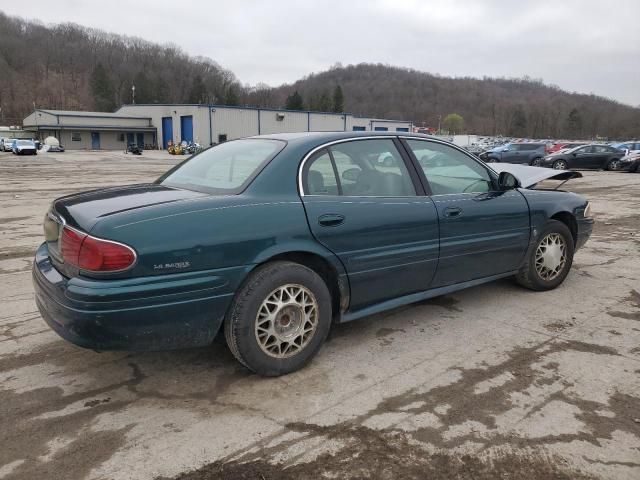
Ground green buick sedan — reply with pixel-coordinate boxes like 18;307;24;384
33;132;593;376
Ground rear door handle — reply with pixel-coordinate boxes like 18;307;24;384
443;207;463;218
318;213;345;227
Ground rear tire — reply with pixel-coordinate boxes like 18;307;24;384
224;261;332;376
516;220;575;291
530;157;542;166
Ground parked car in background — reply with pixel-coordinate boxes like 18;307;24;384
611;141;640;155
33;132;593;376
11;139;38;155
1;137;15;151
618;151;640;172
547;142;586;154
479;142;546;165
46;144;65;152
540;144;623;170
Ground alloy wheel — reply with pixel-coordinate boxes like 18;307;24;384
255;284;319;358
553;160;566;170
535;233;567;281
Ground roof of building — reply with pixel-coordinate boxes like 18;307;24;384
35;109;151;119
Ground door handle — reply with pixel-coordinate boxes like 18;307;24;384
443;207;463;218
318;213;345;227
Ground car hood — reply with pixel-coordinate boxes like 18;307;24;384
488;163;582;189
53;184;207;232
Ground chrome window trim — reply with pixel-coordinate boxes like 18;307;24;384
298;135;412;197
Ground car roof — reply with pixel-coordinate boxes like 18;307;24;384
247;130;432;148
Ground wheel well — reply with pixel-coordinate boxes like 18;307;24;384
551;212;577;245
262;251;344;320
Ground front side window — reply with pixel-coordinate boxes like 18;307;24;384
406;140;492;195
158;139;285;194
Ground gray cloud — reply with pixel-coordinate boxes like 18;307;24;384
3;0;639;105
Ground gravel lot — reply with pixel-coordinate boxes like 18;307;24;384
1;150;639;480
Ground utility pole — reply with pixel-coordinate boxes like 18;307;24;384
132;84;136;104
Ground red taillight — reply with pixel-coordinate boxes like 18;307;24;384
60;226;136;272
61;227;85;265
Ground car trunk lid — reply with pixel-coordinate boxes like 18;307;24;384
43;184;206;275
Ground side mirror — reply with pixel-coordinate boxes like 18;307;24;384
498;171;520;191
572;152;577;157
502;147;509;152
342;168;360;182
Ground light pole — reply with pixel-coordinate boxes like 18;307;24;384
437;115;442;135
131;85;136;104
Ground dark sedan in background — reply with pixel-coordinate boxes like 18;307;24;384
33;132;593;376
540;144;623;170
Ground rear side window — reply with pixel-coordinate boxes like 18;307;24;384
158;139;285;194
306;150;338;195
303;139;416;197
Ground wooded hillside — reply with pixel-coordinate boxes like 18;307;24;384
1;11;638;139
269;64;640;139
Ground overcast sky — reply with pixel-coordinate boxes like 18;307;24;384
3;0;639;106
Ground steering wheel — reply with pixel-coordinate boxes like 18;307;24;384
463;179;488;193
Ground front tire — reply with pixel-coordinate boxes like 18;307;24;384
516;220;575;291
224;261;332;376
552;159;567;170
605;158;620;171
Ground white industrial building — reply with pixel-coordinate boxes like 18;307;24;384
23;105;413;150
22;110;156;150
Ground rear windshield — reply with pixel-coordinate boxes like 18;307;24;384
157;139;285;194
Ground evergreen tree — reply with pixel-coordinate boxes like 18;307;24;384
188;75;207;103
133;71;153;104
89;63;115;111
332;85;344;112
567;108;583;138
319;91;332;112
224;85;240;106
285;91;304;110
511;106;528;137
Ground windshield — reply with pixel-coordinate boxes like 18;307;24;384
158;139;285;194
17;140;33;146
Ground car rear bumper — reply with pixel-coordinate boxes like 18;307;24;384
576;217;594;250
33;243;244;351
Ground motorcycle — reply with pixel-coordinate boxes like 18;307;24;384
126;143;143;155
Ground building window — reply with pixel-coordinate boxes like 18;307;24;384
71;132;81;141
118;133;125;142
352;126;366;131
218;134;228;143
396;127;409;132
374;126;388;131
